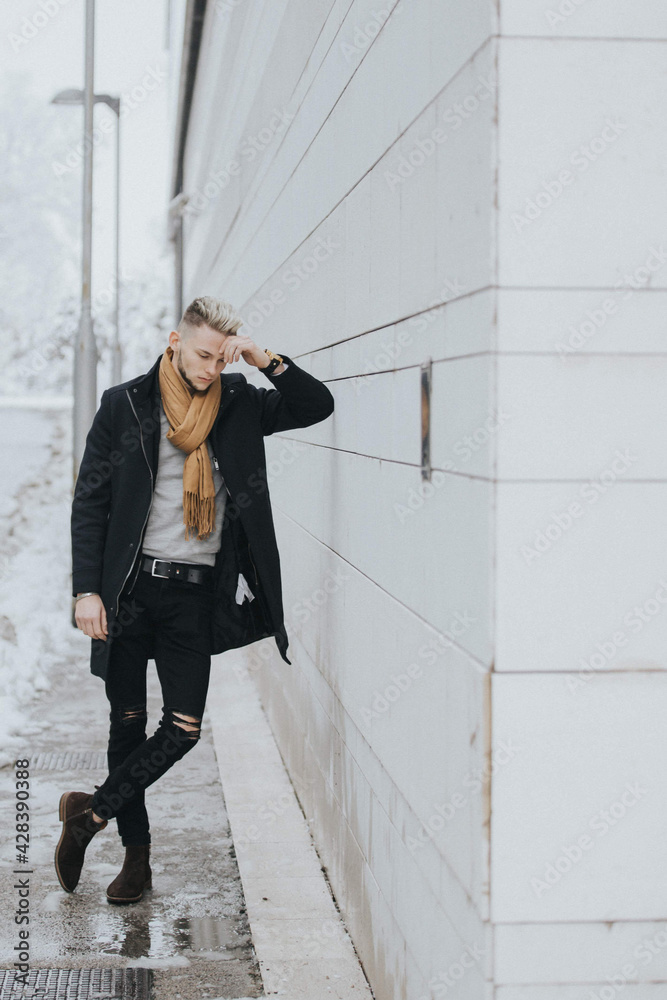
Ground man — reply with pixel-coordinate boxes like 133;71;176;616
55;296;334;904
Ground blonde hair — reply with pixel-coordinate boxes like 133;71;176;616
177;296;243;339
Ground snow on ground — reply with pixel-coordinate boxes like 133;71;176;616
0;402;87;768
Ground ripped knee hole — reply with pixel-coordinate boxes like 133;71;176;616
121;706;147;724
171;711;201;740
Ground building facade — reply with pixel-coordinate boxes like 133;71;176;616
170;2;667;996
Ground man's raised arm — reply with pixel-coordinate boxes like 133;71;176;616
245;353;334;436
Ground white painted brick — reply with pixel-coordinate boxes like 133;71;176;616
496;482;667;672
492;672;667;923
496;354;667;479
497;989;666;1000
498;39;667;287
265;514;490;905
497;288;667;355
252;623;490;994
185;26;497;341
266;446;494;667
495;920;667;984
500;2;667;38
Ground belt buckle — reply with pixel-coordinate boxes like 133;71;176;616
150;558;170;579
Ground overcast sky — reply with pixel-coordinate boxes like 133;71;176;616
2;0;172;284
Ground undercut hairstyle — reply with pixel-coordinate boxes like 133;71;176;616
177;296;243;340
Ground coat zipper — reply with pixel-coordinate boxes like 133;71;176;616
115;390;155;616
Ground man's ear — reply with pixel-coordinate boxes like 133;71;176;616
168;330;180;351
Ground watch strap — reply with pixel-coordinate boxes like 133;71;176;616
263;349;283;374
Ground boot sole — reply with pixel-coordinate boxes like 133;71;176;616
106;877;152;905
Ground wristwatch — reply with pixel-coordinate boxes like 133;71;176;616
263;349;284;375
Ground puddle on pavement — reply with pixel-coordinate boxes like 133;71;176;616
94;914;251;961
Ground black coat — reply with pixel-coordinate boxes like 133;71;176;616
71;351;335;681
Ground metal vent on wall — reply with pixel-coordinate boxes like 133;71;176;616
0;968;152;999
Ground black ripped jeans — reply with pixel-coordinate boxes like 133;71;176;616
89;560;215;846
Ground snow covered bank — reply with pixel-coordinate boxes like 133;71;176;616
0;405;86;768
0;396;72;410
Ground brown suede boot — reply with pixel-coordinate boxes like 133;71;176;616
106;844;152;904
54;790;108;892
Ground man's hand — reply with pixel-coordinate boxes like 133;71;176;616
219;334;282;372
75;595;108;641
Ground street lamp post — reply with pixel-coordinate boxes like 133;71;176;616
51;76;123;482
59;0;96;487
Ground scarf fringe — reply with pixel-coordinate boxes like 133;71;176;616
183;492;216;541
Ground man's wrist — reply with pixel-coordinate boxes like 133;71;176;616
75;591;98;602
261;349;285;374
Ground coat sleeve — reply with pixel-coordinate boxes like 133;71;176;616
70;388;114;596
244;353;335;437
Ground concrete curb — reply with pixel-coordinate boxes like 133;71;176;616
206;654;374;1000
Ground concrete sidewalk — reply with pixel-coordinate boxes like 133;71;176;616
0;643;263;1000
0;628;373;999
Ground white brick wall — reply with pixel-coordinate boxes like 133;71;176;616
179;0;666;995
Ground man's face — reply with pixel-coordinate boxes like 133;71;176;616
169;324;229;392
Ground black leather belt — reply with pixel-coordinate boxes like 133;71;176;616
141;556;213;585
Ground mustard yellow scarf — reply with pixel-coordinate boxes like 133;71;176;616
159;345;222;540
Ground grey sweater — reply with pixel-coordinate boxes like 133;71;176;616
141;401;226;566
